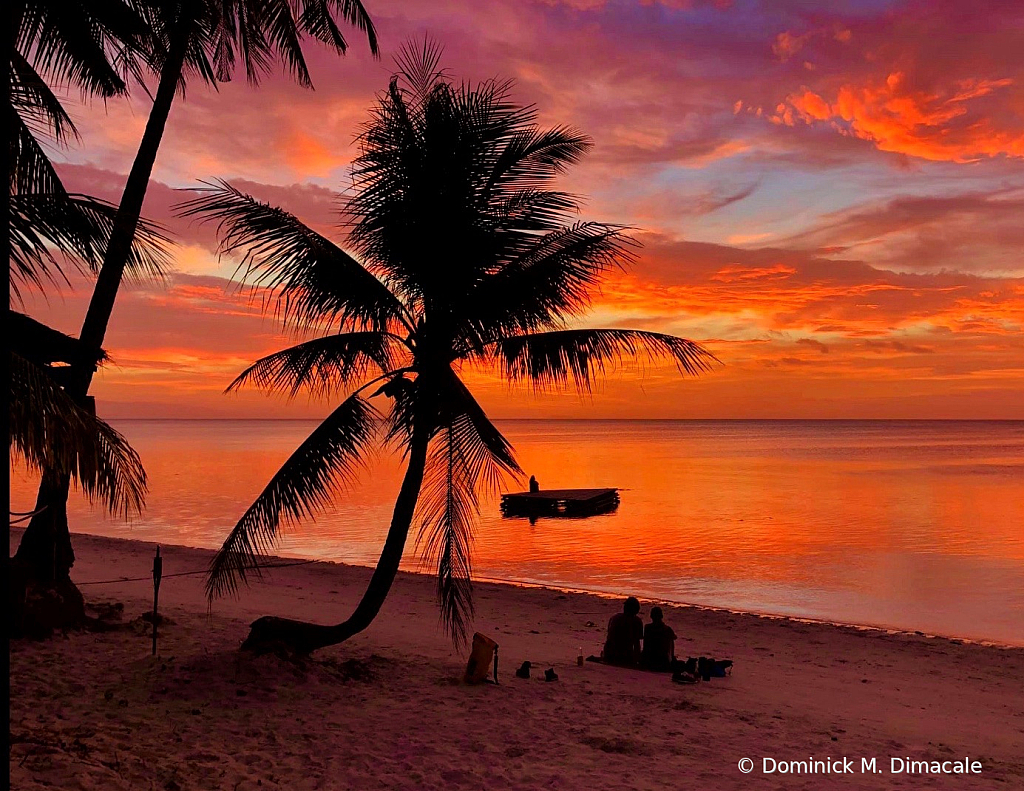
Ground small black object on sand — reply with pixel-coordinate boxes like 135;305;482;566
673;657;733;684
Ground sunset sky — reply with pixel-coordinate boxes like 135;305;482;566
23;0;1024;419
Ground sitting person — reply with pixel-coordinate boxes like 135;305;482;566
602;596;644;667
529;475;540;493
640;606;677;672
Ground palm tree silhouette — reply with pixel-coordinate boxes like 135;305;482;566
181;42;719;653
9;317;146;527
9;1;165;599
18;0;378;586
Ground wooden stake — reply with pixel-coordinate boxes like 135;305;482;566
152;547;162;656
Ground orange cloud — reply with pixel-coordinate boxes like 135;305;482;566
710;264;796;283
789;89;831;122
774;74;1022;162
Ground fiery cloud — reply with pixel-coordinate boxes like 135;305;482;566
774;75;1022;162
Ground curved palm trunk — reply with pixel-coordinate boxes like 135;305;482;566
241;425;431;655
13;19;191;608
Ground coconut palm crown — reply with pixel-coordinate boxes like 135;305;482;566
180;43;718;650
9;0;168;300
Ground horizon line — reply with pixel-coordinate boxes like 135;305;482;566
102;416;1024;422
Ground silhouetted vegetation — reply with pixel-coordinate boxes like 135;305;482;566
8;0;162;634
182;41;718;653
13;0;378;612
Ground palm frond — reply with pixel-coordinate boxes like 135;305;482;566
415;423;478;646
226;331;405;399
9;351;146;520
14;0;137;100
393;36;443;99
435;371;522;490
10;47;78;146
485;126;592;196
486;189;582;237
299;0;379;57
10;192;171;304
380;373;419;451
414;371;521;643
190;0;378;88
461;223;637;348
208;2;240;82
176;180;407;332
7;99;66;198
206;393;380;600
344;75;431;304
257;0;313;87
489;329;720;394
218;0;379;87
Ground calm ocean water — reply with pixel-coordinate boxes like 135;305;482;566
10;420;1024;644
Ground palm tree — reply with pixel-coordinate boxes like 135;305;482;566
8;0;167;593
180;43;719;654
9;339;149;636
18;0;379;583
76;0;379;384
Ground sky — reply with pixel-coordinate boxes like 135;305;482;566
21;0;1024;419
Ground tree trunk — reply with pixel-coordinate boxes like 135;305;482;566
8;470;85;638
241;425;432;655
12;469;74;581
12;19;191;626
74;19;191;385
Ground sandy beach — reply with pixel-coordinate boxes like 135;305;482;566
9;528;1024;790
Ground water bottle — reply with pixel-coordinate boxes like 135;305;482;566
577;646;584;666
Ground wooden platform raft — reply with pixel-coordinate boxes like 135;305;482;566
500;488;620;518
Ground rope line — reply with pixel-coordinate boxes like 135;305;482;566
76;558;317;586
8;505;50;525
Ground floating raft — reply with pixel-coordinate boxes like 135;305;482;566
500;488;620;518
